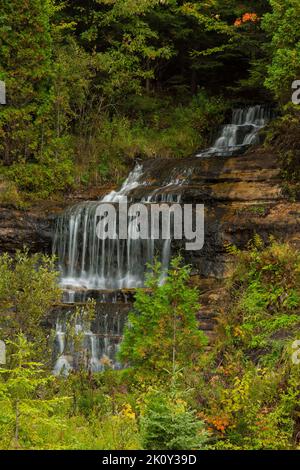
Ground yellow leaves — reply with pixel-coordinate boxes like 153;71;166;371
220;376;251;415
181;3;196;15
121;403;136;420
233;326;245;339
174;398;187;414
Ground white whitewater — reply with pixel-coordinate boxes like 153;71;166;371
53;164;174;290
52;163;183;374
53;312;124;375
197;105;273;157
53;104;274;374
53;321;72;376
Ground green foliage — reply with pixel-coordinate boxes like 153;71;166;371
0;336;142;450
265;106;300;199
0;0;53;164
206;366;296;450
0;180;26;209
223;237;300;364
0;250;61;361
1;0;300;452
0;0;291;199
79;92;227;185
119;256;207;375
194;239;300;450
140;390;207;450
3;157;75;199
0;335;70;449
0;245;300;450
0;0;77;197
262;0;300;102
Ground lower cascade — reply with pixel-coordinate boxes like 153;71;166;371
53;311;125;375
52;104;272;373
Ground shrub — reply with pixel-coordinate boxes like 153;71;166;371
140;391;207;450
0;180;26;209
0;250;61;362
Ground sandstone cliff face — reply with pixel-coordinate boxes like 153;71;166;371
130;148;300;337
0;147;299;277
1;147;299;340
131;148;300;279
0;207;53;254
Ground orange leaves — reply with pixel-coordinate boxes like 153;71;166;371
234;12;259;27
243;13;258;23
234;19;242;27
199;412;230;434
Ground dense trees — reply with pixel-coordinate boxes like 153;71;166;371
263;0;300;102
0;0;53;165
1;1;297;199
61;0;271;98
0;335;68;449
0;251;61;362
1;244;300;449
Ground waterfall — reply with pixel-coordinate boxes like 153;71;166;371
53;165;174;290
52;163;183;374
52;103;274;374
53;321;72;376
197;105;273;157
53;308;126;375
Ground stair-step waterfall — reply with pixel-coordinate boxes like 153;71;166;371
197;105;274;157
52;312;126;375
52;104;273;374
53;167;176;291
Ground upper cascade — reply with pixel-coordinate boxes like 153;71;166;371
197;104;274;157
102;163;144;203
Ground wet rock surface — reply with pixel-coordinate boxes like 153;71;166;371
1;147;299;344
132;149;299;279
1;148;299;279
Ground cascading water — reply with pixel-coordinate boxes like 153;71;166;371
52;165;178;373
53;164;180;290
197;105;273;157
53;321;72;376
53;307;125;375
52;103;274;374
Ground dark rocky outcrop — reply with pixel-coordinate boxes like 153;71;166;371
1;147;299;279
132;148;300;279
0;207;53;254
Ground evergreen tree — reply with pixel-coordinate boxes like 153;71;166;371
0;0;54;164
0;250;61;362
119;256;207;375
